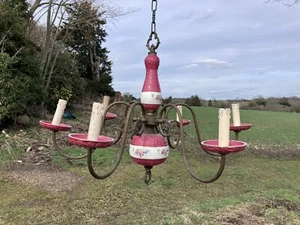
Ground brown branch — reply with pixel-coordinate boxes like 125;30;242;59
0;26;12;44
264;0;299;6
29;0;74;18
11;47;24;60
29;0;43;18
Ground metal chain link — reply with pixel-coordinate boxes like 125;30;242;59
146;0;160;53
151;0;157;34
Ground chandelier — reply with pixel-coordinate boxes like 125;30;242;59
39;0;251;185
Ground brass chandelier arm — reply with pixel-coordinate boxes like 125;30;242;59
127;101;147;136
86;101;144;179
87;149;116;180
102;101;146;144
52;131;88;159
167;132;180;149
182;104;221;157
158;104;182;149
179;104;226;182
182;152;226;183
159;104;226;182
101;101;131;144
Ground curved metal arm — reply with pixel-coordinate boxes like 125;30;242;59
102;101;146;143
182;104;221;157
86;102;145;179
52;131;87;159
179;104;226;182
101;101;131;144
159;104;226;183
158;105;181;149
87;148;120;179
182;148;226;183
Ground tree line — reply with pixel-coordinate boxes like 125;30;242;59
164;95;300;113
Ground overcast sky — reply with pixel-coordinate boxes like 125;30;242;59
104;0;300;100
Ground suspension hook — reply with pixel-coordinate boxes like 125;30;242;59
146;0;160;53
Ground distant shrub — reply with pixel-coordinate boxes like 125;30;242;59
279;97;291;107
291;103;300;113
185;95;201;106
248;101;256;108
255;97;267;106
265;103;289;112
212;100;229;108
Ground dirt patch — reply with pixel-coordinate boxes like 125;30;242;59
245;143;300;159
215;205;267;225
214;198;300;225
5;147;85;192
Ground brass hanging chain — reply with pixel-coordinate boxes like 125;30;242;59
146;0;160;53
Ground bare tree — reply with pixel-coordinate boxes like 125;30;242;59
264;0;300;6
26;0;136;98
94;0;136;20
28;0;136;23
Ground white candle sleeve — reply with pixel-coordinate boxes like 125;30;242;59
102;96;110;114
176;105;182;122
231;103;241;126
218;108;231;147
52;99;67;125
87;102;103;141
99;96;110;133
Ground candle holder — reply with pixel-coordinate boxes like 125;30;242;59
43;0;250;185
201;140;247;155
39;120;88;159
39;112;117;160
230;123;252;140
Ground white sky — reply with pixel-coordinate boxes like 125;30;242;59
104;0;300;100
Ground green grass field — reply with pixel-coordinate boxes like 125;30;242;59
0;107;300;224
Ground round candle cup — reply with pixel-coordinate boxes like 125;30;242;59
169;119;191;126
201;140;247;155
230;123;252;132
68;133;114;149
39;120;72;132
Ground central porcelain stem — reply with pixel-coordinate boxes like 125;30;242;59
129;53;169;168
140;53;162;111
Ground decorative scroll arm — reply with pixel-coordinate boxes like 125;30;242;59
179;103;226;182
182;103;221;157
158;104;182;149
159;103;226;183
101;101;131;144
52;131;87;159
182;150;226;183
86;101;146;179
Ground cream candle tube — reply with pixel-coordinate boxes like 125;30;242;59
102;96;110;113
99;96;110;134
218;108;231;147
176;105;182;122
231;103;241;126
52;99;67;125
87;102;103;141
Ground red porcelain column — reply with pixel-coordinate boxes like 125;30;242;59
129;53;169;167
130;134;169;166
140;53;162;111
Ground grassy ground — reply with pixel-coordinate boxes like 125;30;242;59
1;107;300;225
